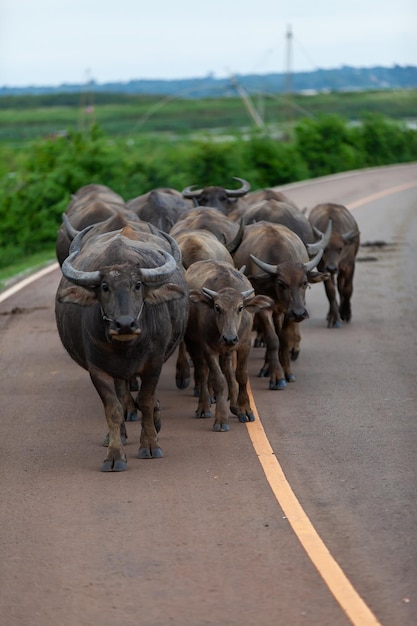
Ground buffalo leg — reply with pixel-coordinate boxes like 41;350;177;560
278;319;298;382
206;353;229;431
219;352;238;409
136;365;163;459
115;379;138;422
338;263;355;322
89;366;127;472
323;275;341;328
175;340;191;390
234;344;255;422
255;310;286;390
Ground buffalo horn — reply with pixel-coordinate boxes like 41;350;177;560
342;229;357;242
181;185;201;199
61;228;102;289
62;213;79;241
307;219;332;255
303;248;324;272
242;288;254;299
148;224;182;265
224;177;251;197
225;218;245;254
249;253;278;276
140;250;178;283
202;287;218;299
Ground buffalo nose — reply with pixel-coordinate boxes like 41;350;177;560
115;316;137;334
289;308;309;322
327;264;337;274
222;333;239;346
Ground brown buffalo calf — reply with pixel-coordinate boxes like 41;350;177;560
184;260;273;431
309;203;360;328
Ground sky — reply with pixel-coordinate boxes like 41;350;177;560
1;0;416;88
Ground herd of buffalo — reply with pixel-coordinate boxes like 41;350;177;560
54;179;360;472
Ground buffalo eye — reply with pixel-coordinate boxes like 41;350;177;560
277;280;287;290
238;305;244;313
134;280;142;291
214;303;222;314
101;282;109;293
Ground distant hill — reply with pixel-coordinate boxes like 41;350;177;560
1;65;416;98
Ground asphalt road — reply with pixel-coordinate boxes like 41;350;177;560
0;163;416;626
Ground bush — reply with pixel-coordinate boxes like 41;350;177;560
0;114;416;270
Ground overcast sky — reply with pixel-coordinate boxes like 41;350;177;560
1;0;416;87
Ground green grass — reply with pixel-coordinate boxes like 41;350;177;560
0;247;56;292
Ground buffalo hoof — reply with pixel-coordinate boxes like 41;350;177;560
213;423;230;432
101;457;127;472
258;367;270;378
286;373;296;382
238;411;255;423
269;378;287;390
138;446;163;459
126;411;139;422
176;376;190;390
195;409;211;418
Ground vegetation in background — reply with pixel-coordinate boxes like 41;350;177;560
0;90;416;272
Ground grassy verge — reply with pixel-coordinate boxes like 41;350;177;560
0;247;56;292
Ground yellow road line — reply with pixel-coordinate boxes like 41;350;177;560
246;382;382;625
347;180;417;211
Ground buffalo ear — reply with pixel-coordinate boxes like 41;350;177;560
189;288;212;307
307;271;330;284
57;285;98;306
244;294;274;314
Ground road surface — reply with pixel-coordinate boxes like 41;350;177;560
0;163;416;626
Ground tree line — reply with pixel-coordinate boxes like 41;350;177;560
0;113;416;269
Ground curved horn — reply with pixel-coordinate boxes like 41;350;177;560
61;227;102;288
147;223;182;264
242;288;254;299
342;229;357;243
224;177;251;197
140;249;178;284
249;253;278;276
225;218;245;254
182;184;202;199
62;213;79;241
307;219;332;255
303;248;324;272
202;287;218;300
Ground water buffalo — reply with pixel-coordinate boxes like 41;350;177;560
229;198;331;256
182;260;273;431
309;202;360;328
182;177;250;215
233;221;329;389
127;187;193;233
170;207;243;252
173;229;234;270
55;224;188;472
172;229;235;392
56;184;136;265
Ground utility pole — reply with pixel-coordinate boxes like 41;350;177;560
78;68;95;132
230;74;264;129
284;24;293;128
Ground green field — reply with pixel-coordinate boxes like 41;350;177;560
1;88;416;280
1;88;416;144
